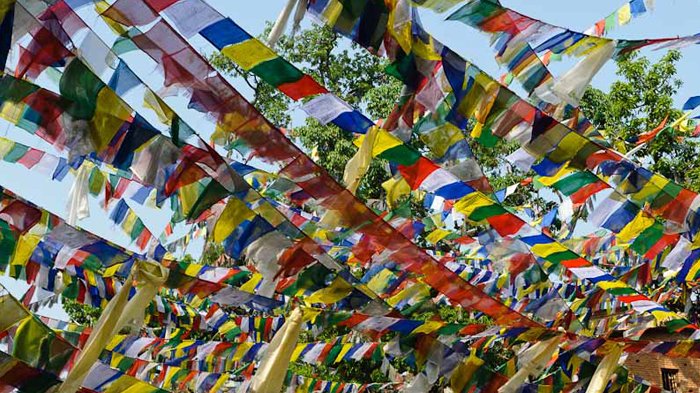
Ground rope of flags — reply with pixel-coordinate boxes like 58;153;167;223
0;0;699;391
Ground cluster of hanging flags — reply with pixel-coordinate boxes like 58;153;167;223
0;0;699;391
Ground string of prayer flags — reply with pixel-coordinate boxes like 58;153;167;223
448;0;700;60
80;4;540;326
133;1;684;330
0;299;174;393
585;0;654;36
364;122;687;329
307;0;700;261
303;0;700;331
104;0;498;198
0;188;288;315
0;128;656;334
21;0;524;328
0;123;393;316
11;2;425;320
3;1;700;392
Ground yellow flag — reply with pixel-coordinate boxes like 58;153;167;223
305;278;353;305
618;4;632;25
372;129;403;156
334;343;353;363
420;123;463;158
94;1;127;36
453;193;492;218
387;0;412;54
10;234;40;272
530;242;568;258
91;88;132;152
0;101;24;125
537;165;574;187
426;228;451;244
344;127;379;194
411;320;443;335
450;352;485;393
382;176;410;208
0;138;14;159
322;0;343;25
240;273;263;293
210;375;229;393
412;35;442;61
616;211;655;243
144;90;175;125
213;198;255;242
291;343;306;362
232;342;253;362
255;202;285;227
109;353;125;368
222;40;278;71
388;284;429;307
0;295;29;332
367;269;395;293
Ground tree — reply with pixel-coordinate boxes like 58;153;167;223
210;25;402;201
580;50;700;191
63;298;101;326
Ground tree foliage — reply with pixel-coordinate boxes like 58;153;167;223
63;298;101;326
581;50;700;191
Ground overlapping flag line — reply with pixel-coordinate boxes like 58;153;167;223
98;0;700;336
0;181;684;388
0;288;401;392
0;181;410;332
0;124;475;327
358;0;700;318
306;0;688;242
158;0;700;332
32;310;700;387
8;296;698;393
419;0;656;103
0;257;691;393
0;149;578;342
489;0;657;94
40;309;700;364
0;191;266;337
0;89;670;338
0;143;568;382
6;3;548;334
165;0;696;306
308;0;700;239
0;0;676;346
1;0;424;319
10;0;604;346
0;0;672;350
306;0;695;298
0;0;564;332
446;0;700;70
0;0;699;391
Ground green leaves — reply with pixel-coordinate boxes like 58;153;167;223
580;50;700;190
62;298;102;326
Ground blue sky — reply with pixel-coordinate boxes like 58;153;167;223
1;0;699;316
